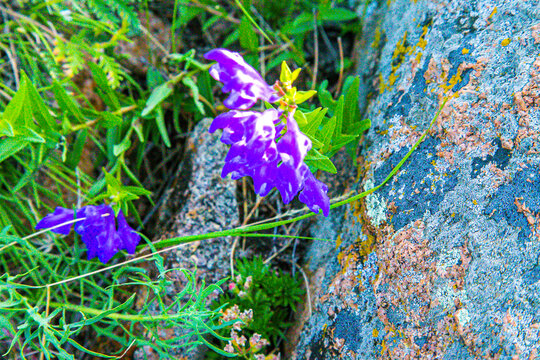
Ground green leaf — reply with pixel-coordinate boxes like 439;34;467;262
182;77;205;115
267;52;293;71
320;116;337;150
197;71;214;115
333;95;344;138
281;12;314;35
294;110;308;127
319;7;358;22
66;129;87;169
24;74;56;132
223;28;240;48
3;76;29;126
88;62;120;110
0;137;29;163
317;80;336;114
239;16;258;51
0;119;14;137
301;107;327;136
52;81;84;124
155;107;171;147
280;61;293;83
343;76;360;134
113;137;131;157
100;112;123;129
307;156;337;174
142;83;173;117
294;90;317;104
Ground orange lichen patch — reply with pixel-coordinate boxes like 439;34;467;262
532;24;540;44
514;197;540;239
512;55;540;152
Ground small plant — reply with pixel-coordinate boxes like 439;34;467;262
208;257;305;359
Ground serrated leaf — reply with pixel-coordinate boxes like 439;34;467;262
321;116;336;150
142;83;173;117
302;107;327;136
281;12;314;35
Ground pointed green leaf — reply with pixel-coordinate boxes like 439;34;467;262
66;129;87;169
239;16;258;51
3;76;28;126
319;7;358;22
320;115;336;150
142;82;173;117
294;90;317;104
182;76;205;115
280;61;293;83
88;62;120;110
334;95;344;138
302;107;327;136
52;81;83;122
155;107;171;147
0;137;29;163
343;76;360;133
318;80;336;114
25;74;56;132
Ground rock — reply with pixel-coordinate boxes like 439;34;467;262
134;118;239;359
295;0;540;359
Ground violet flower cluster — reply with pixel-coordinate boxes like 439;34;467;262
35;204;140;263
204;49;330;216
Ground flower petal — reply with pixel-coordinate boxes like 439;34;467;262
298;171;330;216
35;207;75;235
204;49;280;110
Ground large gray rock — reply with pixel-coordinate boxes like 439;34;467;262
295;0;540;359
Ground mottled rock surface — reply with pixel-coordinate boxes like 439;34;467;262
295;0;540;359
134;118;239;359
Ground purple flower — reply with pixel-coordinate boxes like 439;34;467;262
204;48;280;110
299;171;330;216
35;207;75;235
35;204;140;263
210;109;280;180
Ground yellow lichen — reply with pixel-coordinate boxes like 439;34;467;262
488;7;497;19
501;38;511;46
462;48;470;55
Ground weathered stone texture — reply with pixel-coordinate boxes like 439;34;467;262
296;0;540;359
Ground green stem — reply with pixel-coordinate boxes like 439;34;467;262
233;0;273;44
46;301;212;322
